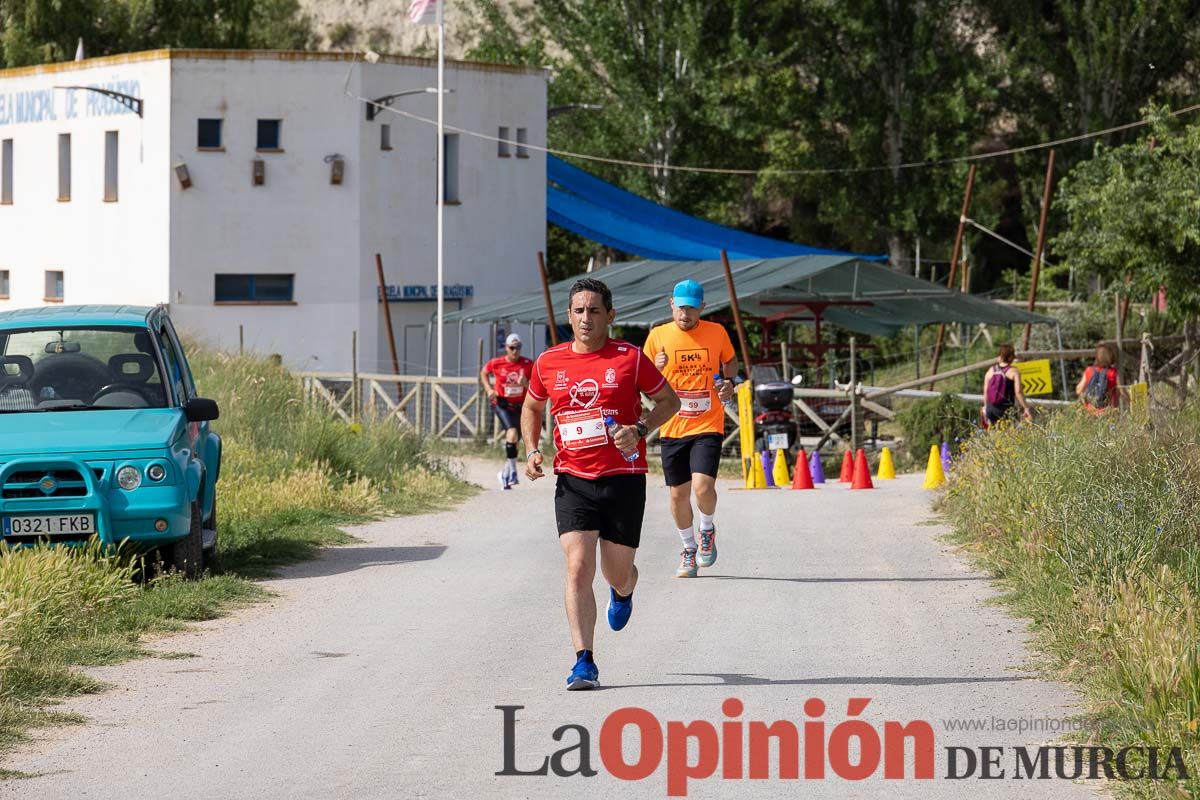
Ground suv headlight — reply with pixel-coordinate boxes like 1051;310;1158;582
116;466;142;491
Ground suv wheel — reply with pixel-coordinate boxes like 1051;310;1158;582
169;501;205;579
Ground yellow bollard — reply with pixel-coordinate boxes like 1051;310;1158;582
876;447;896;480
772;449;790;486
922;443;946;489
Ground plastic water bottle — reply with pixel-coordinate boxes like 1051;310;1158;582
604;416;640;462
714;372;741;415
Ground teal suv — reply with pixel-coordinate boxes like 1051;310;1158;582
0;305;220;577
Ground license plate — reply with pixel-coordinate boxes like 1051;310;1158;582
3;514;95;536
767;433;790;450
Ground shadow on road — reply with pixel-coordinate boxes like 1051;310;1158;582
268;545;448;581
605;673;1031;690
702;575;988;584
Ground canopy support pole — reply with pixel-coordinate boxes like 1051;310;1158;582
1055;324;1069;400
720;249;753;373
1022;149;1056;349
537;251;560;346
931;164;977;374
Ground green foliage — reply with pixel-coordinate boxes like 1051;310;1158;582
327;21;358;50
943;406;1200;791
894;393;978;464
0;0;314;68
1053;107;1200;320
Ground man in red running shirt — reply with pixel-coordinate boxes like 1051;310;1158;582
480;332;534;490
521;278;680;690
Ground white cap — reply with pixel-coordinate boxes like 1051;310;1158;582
505;333;522;347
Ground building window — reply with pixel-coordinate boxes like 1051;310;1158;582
443;133;460;204
256;119;282;151
214;274;295;303
197;118;223;150
57;134;71;202
45;270;64;302
516;127;529;158
381;123;392;151
1;139;11;204
498;126;510;157
104;131;119;202
0;270;9;299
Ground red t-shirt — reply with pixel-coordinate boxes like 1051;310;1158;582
484;356;534;405
527;339;667;479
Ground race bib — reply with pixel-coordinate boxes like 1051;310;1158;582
504;383;524;397
556;408;607;450
677;389;712;418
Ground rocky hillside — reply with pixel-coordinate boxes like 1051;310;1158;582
299;0;529;59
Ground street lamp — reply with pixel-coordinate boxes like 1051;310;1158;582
365;87;453;121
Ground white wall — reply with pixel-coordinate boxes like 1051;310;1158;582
0;57;171;309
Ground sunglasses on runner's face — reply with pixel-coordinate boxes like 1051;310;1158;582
507;345;521;351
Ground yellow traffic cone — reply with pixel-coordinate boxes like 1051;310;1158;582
922;443;945;489
753;451;769;489
744;456;755;489
876;447;896;480
772;450;790;486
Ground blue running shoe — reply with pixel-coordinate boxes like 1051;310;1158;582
607;586;633;631
566;655;599;690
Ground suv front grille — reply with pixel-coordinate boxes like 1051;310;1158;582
2;469;88;499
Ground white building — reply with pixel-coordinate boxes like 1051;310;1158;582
0;49;547;374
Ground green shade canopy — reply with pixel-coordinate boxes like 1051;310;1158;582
445;255;1056;336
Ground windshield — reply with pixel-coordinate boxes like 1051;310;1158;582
0;326;168;412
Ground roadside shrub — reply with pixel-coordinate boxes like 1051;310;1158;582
894;393;978;464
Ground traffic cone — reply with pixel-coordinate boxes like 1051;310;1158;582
761;450;776;488
744;455;755;489
791;447;814;490
753;450;769;488
922;443;946;489
876;447;896;480
809;449;826;484
851;448;874;489
838;449;854;483
940;441;952;474
772;450;790;486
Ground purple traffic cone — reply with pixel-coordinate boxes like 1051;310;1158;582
761;450;776;487
809;449;826;484
940;441;952;474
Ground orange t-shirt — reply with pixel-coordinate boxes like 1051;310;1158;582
643;320;736;439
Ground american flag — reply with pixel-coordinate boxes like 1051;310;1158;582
408;0;440;25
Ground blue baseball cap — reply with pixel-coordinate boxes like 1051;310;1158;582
672;279;704;309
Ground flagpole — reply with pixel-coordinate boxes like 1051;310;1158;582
435;0;445;377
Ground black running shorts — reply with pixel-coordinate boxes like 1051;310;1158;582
659;433;723;487
554;473;646;549
492;398;521;430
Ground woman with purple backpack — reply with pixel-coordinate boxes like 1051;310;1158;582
981;343;1032;427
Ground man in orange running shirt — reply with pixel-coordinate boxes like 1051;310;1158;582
643;279;738;578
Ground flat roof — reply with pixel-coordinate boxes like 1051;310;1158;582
0;305;155;328
0;48;546;81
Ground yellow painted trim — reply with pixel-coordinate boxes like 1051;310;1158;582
0;49;545;81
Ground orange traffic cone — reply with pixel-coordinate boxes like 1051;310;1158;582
838;449;854;483
791;447;814;490
851;448;874;490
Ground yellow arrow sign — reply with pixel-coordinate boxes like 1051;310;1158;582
1015;359;1053;396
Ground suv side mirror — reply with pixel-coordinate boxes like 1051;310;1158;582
185;397;220;422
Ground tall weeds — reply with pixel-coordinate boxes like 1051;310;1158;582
943;406;1200;797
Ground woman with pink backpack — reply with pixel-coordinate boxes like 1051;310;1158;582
981;343;1033;427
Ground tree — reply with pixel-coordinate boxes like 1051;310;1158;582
754;0;999;272
1053;107;1200;323
0;0;314;68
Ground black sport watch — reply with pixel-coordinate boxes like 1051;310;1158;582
635;420;649;439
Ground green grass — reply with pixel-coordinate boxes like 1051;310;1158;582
0;349;474;760
941;404;1200;798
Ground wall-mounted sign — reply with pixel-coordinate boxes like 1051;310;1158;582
378;284;474;302
0;80;143;127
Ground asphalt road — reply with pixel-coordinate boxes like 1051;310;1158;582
2;459;1101;799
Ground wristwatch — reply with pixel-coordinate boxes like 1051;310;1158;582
526;449;541;460
635;420;649;439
